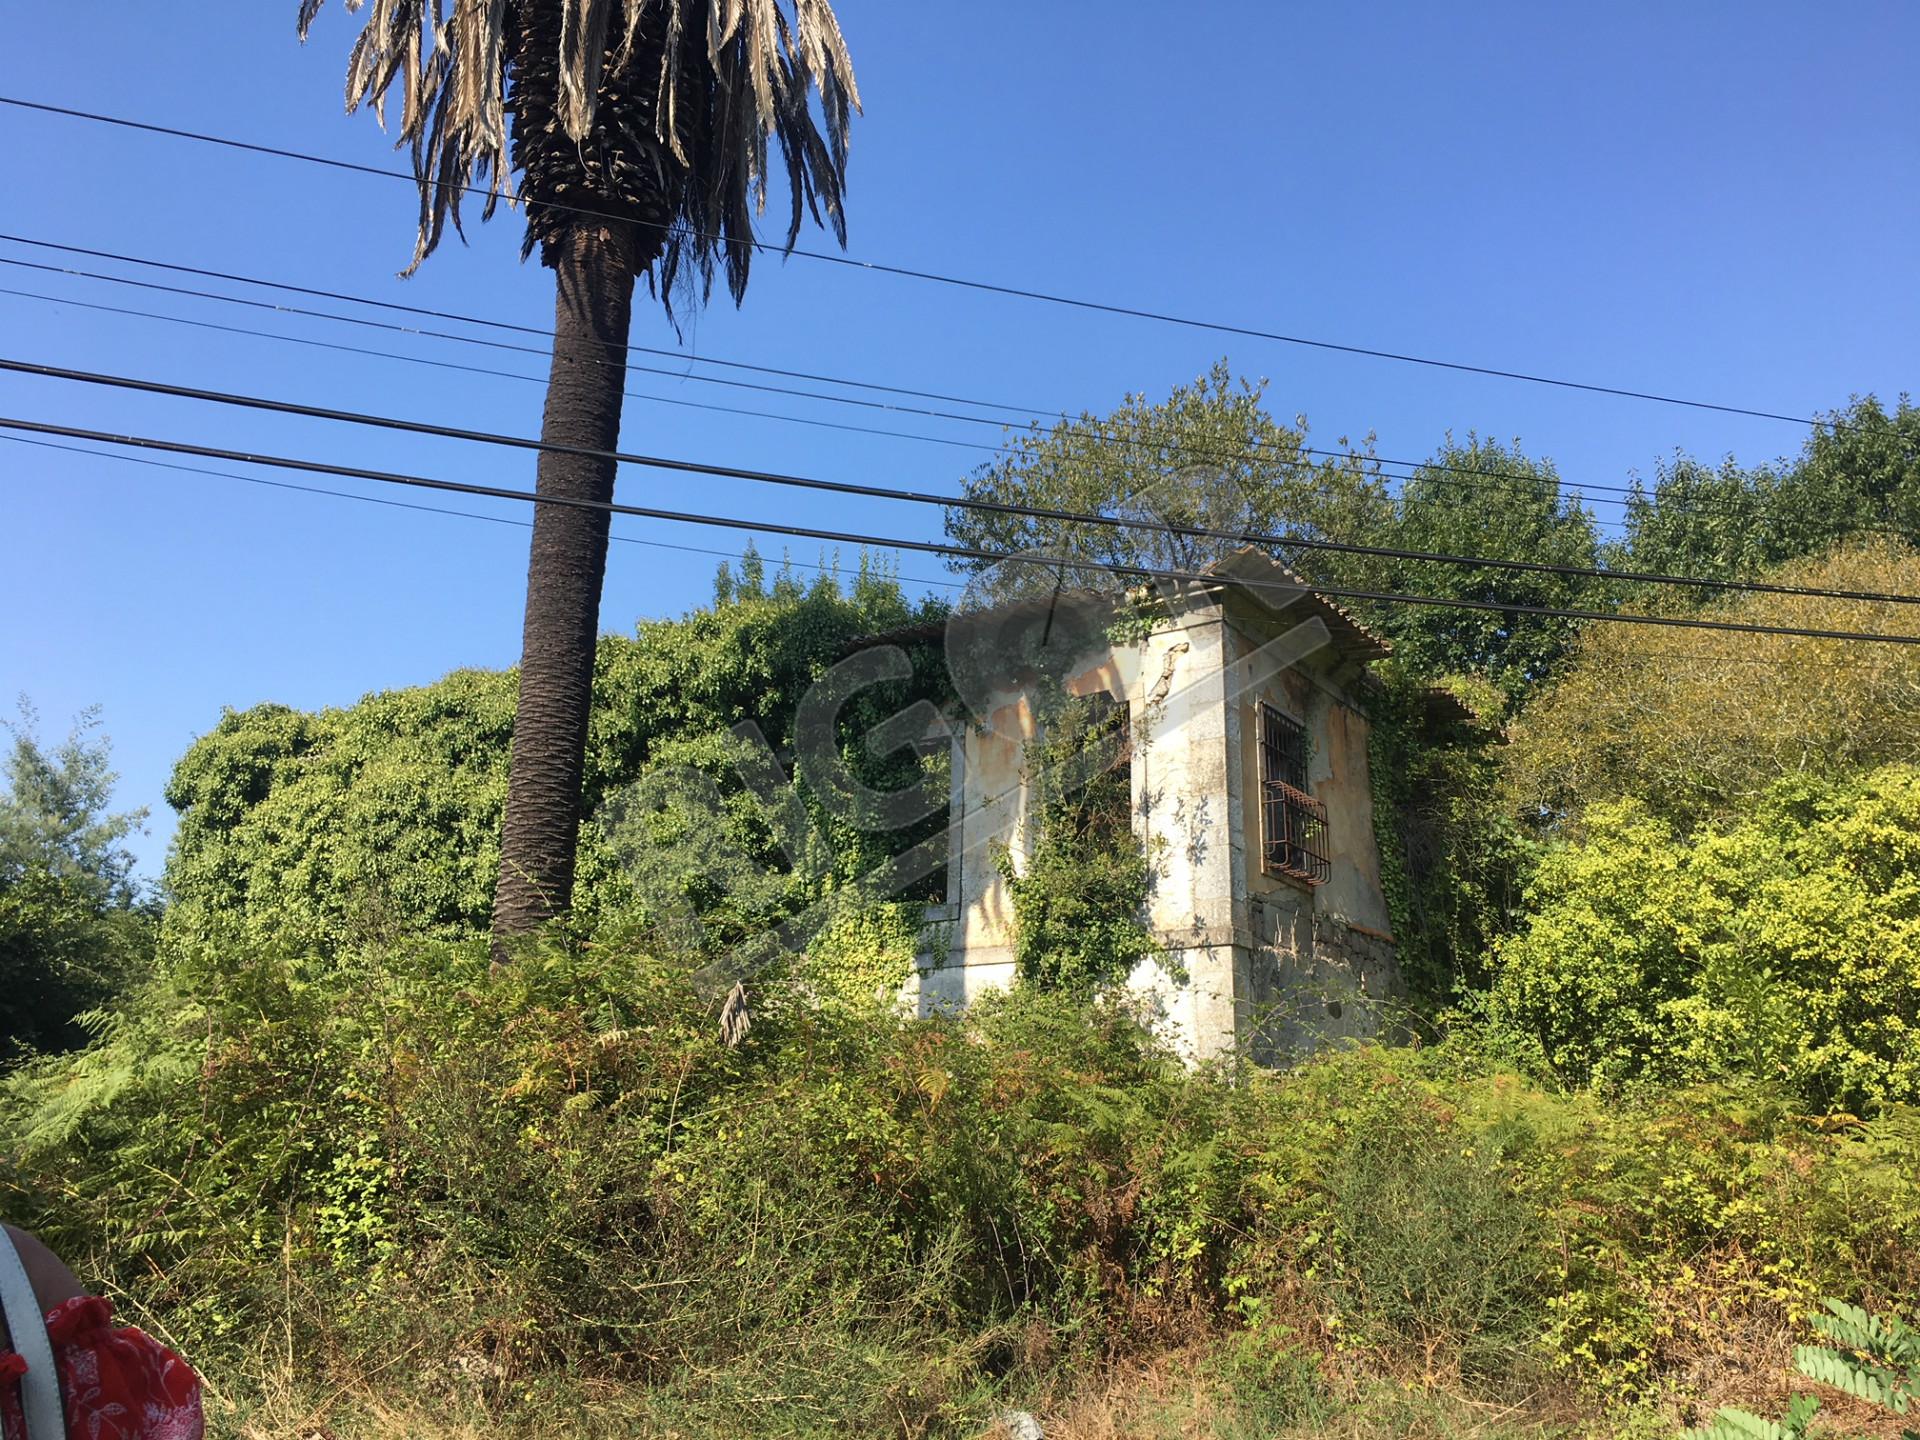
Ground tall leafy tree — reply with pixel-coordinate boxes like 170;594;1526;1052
1382;437;1605;705
945;361;1395;589
0;701;152;1058
1621;396;1920;589
1769;395;1920;551
1615;454;1779;588
297;0;860;956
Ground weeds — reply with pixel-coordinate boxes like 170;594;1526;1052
3;931;1916;1438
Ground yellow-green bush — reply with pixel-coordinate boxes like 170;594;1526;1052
1483;763;1920;1111
1502;541;1920;832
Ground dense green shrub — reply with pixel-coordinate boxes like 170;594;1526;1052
1319;1084;1547;1382
161;566;947;962
1483;764;1920;1111
0;870;154;1062
1366;663;1534;1003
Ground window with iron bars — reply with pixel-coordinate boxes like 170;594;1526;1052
1258;704;1331;885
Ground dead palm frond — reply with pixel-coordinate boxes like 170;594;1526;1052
298;0;859;304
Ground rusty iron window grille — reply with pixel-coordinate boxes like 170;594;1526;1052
1259;704;1330;885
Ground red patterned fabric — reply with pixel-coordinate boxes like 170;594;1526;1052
0;1296;203;1440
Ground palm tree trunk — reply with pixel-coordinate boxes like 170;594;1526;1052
491;221;644;960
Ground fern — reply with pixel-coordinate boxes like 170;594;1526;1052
1682;1395;1821;1440
1685;1299;1920;1440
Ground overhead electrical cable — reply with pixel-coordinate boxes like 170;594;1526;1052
0;95;1829;430
0;271;1661;539
5;348;1920;614
10;239;1899;553
0;255;1010;430
0;281;1002;456
4;414;1917;648
0;432;963;588
4;352;1912;604
0;234;1849;511
8;354;1920;607
0;236;1029;416
2;238;1897;541
0;235;1699;499
10;431;1908;676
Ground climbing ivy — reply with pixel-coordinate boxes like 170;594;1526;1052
1365;662;1533;1006
998;689;1159;993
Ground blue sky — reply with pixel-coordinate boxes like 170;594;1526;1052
2;2;1915;881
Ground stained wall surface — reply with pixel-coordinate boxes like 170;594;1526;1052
905;588;1401;1062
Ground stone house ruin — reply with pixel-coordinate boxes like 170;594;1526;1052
854;548;1453;1063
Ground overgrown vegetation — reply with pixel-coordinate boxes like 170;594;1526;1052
161;557;946;966
1686;1300;1920;1440
8;377;1920;1437
1000;690;1158;992
7;929;1916;1437
1482;764;1920;1110
1503;542;1920;831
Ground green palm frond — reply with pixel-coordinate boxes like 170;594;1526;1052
1809;1299;1920;1365
1796;1346;1909;1412
297;0;859;301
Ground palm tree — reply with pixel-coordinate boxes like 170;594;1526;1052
296;0;859;958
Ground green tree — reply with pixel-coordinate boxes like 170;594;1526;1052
1615;454;1780;588
944;362;1394;588
1769;394;1920;551
1380;437;1606;705
1622;396;1920;587
0;702;152;1059
161;570;945;963
297;0;861;958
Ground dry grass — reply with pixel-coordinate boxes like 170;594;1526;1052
975;1337;1584;1440
1648;1308;1919;1440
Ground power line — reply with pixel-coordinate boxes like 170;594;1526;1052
0;254;1009;433
0;234;1035;416
6;413;1920;649
0;95;1828;430
0;264;1640;528
0;258;1652;539
0;432;963;589
0;235;1820;514
9;353;1919;609
13;431;1909;676
0;280;1002;458
12;238;1901;552
5;237;1900;546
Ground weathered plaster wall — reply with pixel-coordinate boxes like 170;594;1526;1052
910;639;1137;1017
1129;604;1241;1060
907;587;1400;1065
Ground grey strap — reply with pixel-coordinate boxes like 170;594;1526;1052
0;1230;65;1440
